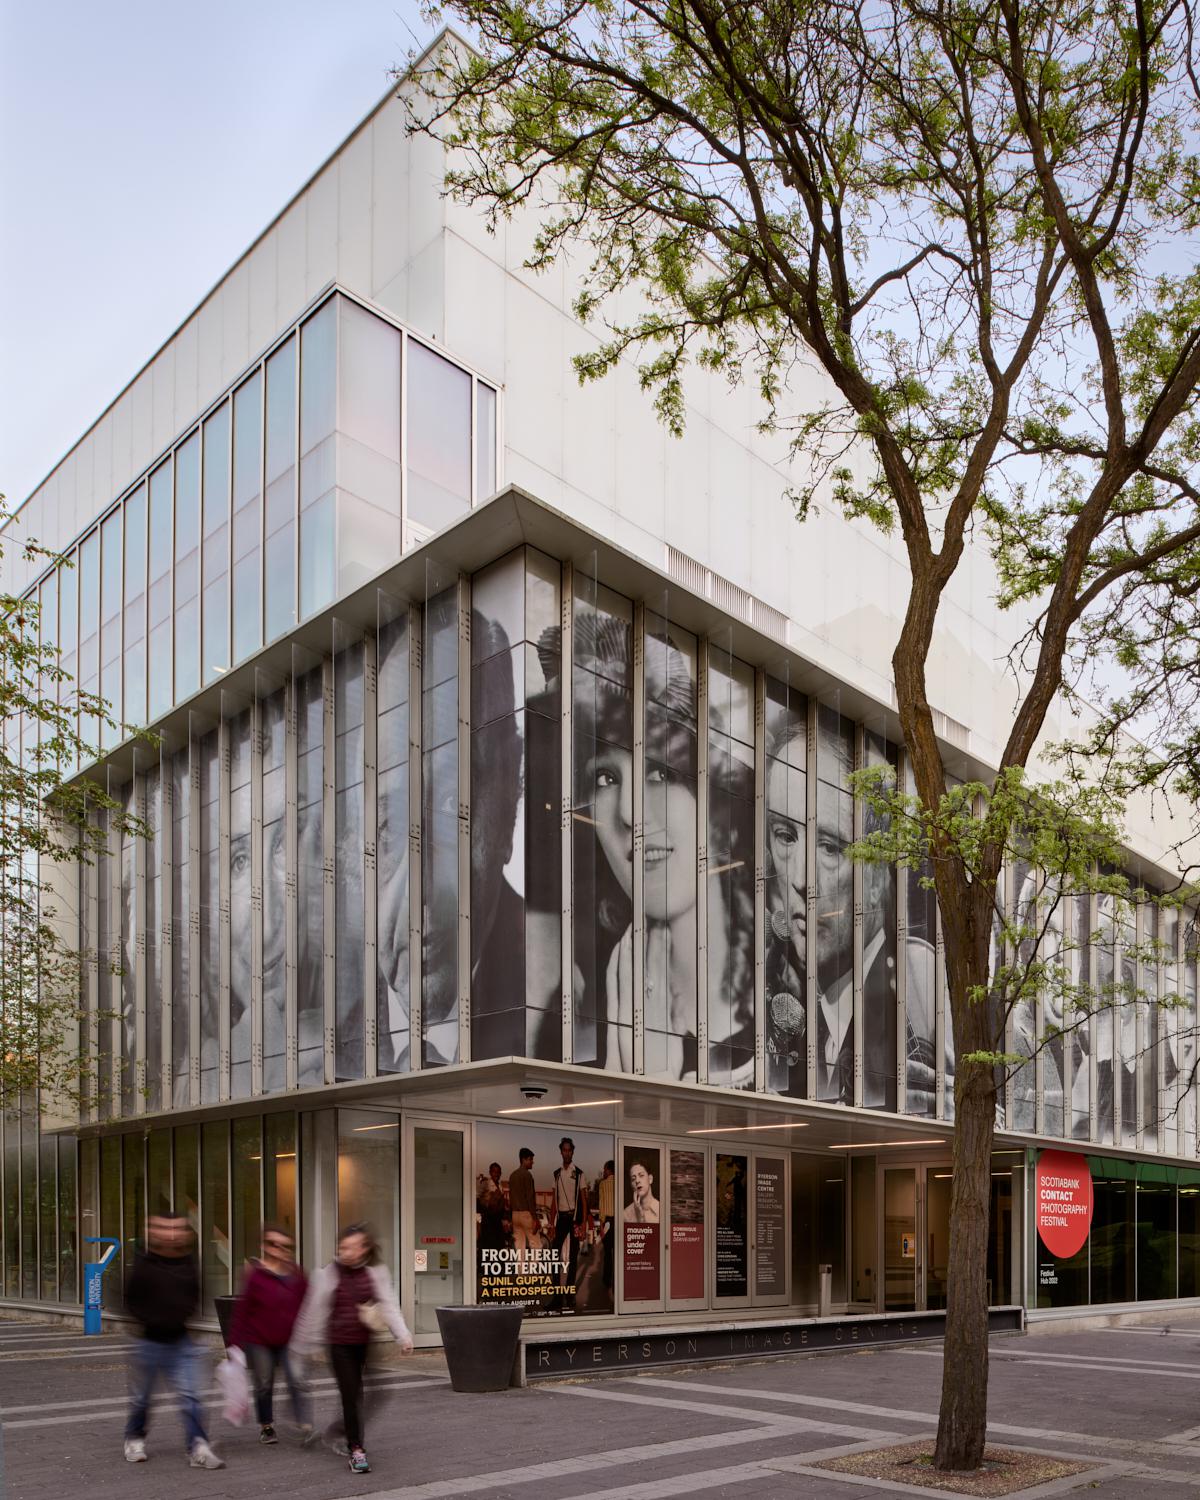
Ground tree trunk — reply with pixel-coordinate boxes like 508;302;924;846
893;579;1000;1472
933;1055;996;1470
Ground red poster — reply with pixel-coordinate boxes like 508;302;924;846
623;1222;661;1301
1035;1150;1093;1259
670;1222;703;1300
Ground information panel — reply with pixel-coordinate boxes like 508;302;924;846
754;1155;786;1296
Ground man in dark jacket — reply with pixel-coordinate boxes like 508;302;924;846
123;1212;224;1468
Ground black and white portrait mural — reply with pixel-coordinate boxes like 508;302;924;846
904;758;938;1116
376;602;411;1074
421;584;461;1067
813;703;856;1104
1011;863;1069;1136
334;638;366;1082
1011;858;1036;1133
296;664;325;1084
144;764;162;1112
1071;891;1093;1140
229;708;252;1098
1093;887;1137;1145
261;686;287;1092
571;577;634;1071
199;726;219;1103
470;547;562;1063
764;676;807;1096
568;585;706;1081
171;747;190;1107
640;613;699;1079
766;695;933;1109
861;731;899;1111
706;649;756;1089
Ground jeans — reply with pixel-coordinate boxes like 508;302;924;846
244;1342;309;1428
124;1334;208;1450
329;1343;369;1450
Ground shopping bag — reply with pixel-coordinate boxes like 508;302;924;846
216;1347;252;1426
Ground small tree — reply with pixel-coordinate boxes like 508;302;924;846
413;0;1200;1468
0;506;145;1117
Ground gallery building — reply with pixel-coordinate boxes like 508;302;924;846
3;36;1200;1359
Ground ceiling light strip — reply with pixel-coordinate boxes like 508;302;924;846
827;1139;945;1149
497;1098;623;1116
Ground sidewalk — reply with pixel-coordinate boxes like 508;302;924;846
3;1313;1200;1498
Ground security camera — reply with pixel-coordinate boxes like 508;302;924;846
520;1083;548;1101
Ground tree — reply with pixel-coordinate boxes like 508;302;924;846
411;0;1200;1468
0;506;144;1118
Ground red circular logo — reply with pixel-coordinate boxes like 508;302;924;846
1035;1150;1093;1259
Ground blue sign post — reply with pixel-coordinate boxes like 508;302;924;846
83;1237;119;1335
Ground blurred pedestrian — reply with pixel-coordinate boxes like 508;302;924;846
292;1224;412;1475
228;1223;312;1445
123;1212;224;1469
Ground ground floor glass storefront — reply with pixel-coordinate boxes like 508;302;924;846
17;1099;1200;1334
1032;1154;1200;1308
19;1094;1028;1337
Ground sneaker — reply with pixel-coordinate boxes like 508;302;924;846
349;1447;371;1474
188;1440;226;1470
298;1423;319;1448
124;1438;148;1463
259;1424;278;1445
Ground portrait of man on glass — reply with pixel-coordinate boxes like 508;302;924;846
764;697;937;1111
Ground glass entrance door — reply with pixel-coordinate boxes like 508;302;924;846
879;1162;953;1311
882;1167;918;1311
405;1120;467;1339
925;1169;953;1310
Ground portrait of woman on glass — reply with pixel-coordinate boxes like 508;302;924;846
561;613;753;1081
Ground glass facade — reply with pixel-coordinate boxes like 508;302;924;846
201;402;231;687
422;583;461;1067
707;645;755;1090
25;290;499;752
147;460;173;721
264;336;298;643
232;372;263;665
1034;1154;1200;1310
469;548;562;1063
35;518;1200;1149
572;575;634;1070
376;595;411;1073
230;709;253;1098
335;633;366;1081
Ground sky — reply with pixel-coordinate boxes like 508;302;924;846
0;0;435;512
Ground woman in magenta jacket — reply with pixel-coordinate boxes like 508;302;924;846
228;1224;311;1444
